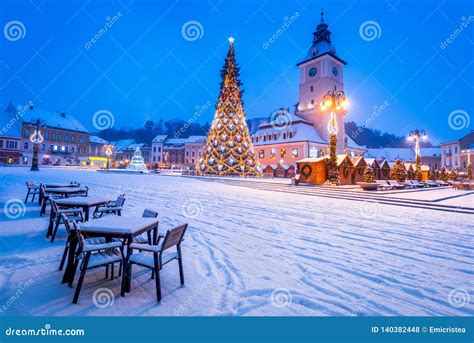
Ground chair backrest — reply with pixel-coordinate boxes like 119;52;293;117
26;181;36;188
142;209;158;218
50;199;59;213
61;213;75;236
161;224;187;251
72;222;86;250
116;195;126;207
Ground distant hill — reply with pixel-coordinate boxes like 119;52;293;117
345;121;432;149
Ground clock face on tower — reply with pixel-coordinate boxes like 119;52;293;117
332;67;338;76
308;67;317;77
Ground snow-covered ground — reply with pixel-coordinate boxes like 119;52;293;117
0;167;472;316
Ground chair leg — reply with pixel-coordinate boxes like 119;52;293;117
68;258;80;288
111;263;114;280
72;254;90;304
59;244;69;271
178;257;185;285
51;216;61;242
151;270;154;279
105;265;109;279
154;266;161;302
40;200;47;216
24;190;30;203
118;262;122;277
32;193;36;202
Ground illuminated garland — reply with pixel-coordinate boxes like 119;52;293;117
198;39;261;176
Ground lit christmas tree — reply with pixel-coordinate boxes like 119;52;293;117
198;38;261;176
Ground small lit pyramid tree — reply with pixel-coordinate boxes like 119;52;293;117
198;38;261;176
389;160;406;182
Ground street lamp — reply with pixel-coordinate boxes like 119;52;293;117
408;129;427;181
320;86;348;185
105;144;113;169
29;118;46;171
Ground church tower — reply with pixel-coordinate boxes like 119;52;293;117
296;11;347;153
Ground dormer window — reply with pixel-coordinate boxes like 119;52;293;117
310;86;313;92
283;133;286;139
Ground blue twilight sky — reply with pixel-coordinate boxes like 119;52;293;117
0;0;473;144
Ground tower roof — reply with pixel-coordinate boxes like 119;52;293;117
297;10;346;66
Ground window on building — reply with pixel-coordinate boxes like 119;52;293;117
79;136;83;144
311;99;315;105
51;132;56;141
263;136;267;142
8;140;16;149
309;147;317;158
42;144;46;151
23;129;29;138
71;147;75;153
310;86;313;92
455;147;458;153
273;134;277;140
153;147;156;152
158;147;161;152
58;133;63;141
270;148;276;159
84;137;88;144
65;147;69;153
259;150;264;158
281;148;286;158
71;135;75;143
292;148;298;157
65;135;69;142
44;131;49;140
23;142;28;150
283;133;286;139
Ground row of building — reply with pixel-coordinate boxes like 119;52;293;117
1;15;472;174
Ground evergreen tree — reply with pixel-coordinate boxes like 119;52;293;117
440;167;448;181
448;170;457;181
198;39;261;176
389;160;406;182
468;162;472;180
429;167;437;181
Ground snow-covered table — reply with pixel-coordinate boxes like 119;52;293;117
61;216;160;296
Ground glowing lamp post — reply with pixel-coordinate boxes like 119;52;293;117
320;86;348;185
105;144;113;169
29;118;46;171
407;129;427;181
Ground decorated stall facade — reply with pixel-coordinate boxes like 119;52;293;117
351;156;367;184
296;157;327;185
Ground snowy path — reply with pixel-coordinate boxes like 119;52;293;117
0;167;472;316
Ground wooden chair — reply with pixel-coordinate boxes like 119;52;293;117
25;181;40;203
70;222;125;304
126;224;187;302
133;209;159;244
93;194;126;218
49;199;84;242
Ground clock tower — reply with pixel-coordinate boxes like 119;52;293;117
296;11;347;152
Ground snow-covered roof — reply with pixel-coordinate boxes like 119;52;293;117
185;135;207;143
297;157;326;163
336;154;353;167
152;134;167;143
364;158;379;167
345;135;366;151
351;156;365;166
420;147;441;157
112;139;136;151
90;135;108;144
1;103;89;137
165;138;187;145
366;148;416;162
253;121;326;146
